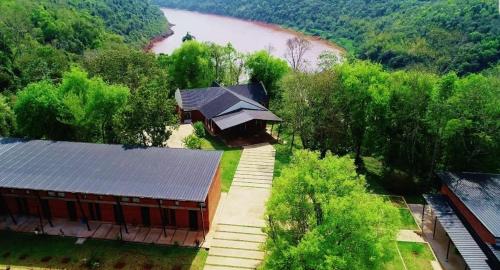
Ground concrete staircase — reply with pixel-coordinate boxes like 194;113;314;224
204;144;275;270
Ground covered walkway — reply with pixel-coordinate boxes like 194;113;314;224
0;216;205;247
423;195;491;270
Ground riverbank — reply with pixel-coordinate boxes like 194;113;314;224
149;8;344;69
144;26;174;52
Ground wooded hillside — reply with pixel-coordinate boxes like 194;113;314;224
154;0;500;75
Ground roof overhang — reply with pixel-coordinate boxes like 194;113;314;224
212;110;282;130
424;194;491;269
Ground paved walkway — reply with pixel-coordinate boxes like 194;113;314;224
204;143;275;270
0;216;204;247
166;124;194;148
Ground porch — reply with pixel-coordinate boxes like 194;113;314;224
0;215;205;247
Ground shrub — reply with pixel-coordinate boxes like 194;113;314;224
183;134;201;149
193;121;206;138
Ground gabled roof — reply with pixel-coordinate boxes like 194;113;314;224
176;83;268;113
0;138;222;202
438;172;500;238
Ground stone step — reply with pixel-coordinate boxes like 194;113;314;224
232;183;272;189
214;232;266;243
238;160;275;165
232;178;273;184
234;172;273;177
205;256;261;269
217;224;265;235
237;166;274;171
204;265;248;270
209;247;265;260
211;239;262;251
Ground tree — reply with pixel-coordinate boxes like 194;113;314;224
264;150;400;270
114;83;178;147
284;37;311;71
167;40;215;89
83;45;171;95
280;70;348;156
182;32;195;42
335;61;389;170
207;42;244;86
14;80;70;140
245;50;289;101
0;95;16;136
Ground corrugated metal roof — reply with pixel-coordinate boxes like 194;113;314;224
0;138;222;202
437;172;500;238
212;110;282;130
424;194;492;270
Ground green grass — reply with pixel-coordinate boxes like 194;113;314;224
384;241;434;270
0;231;207;270
200;136;242;192
397;241;434;270
398;208;419;230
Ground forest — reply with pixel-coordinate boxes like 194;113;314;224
154;0;500;75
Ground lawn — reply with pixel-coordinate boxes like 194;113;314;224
398;208;419;230
200;136;242;192
0;231;207;270
384;241;434;270
397;241;435;270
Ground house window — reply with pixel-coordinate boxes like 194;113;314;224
57;192;65;197
132;198;140;203
121;197;130;202
48;191;56;197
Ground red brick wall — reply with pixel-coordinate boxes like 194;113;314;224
1;184;222;233
441;185;496;244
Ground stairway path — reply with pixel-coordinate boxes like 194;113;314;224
204;144;275;270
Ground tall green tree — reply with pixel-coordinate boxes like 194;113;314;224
246;50;289;101
264;150;399;270
167;40;215;89
114;82;178;147
14;80;70;139
0;95;16;136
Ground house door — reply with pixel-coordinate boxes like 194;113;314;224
88;203;102;221
16;198;29;215
188;210;198;231
66;201;77;221
141;207;150;226
41;199;52;220
0;197;6;215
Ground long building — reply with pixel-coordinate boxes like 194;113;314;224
0;138;222;236
424;172;500;269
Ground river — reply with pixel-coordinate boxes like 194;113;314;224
151;8;344;70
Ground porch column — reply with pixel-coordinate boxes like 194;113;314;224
432;217;437;239
0;193;17;225
199;203;206;241
115;197;128;234
37;192;52;227
420;203;425;235
445;238;451;261
76;194;91;231
157;199;167;237
35;193;45;234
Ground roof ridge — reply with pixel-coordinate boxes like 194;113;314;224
220;85;266;109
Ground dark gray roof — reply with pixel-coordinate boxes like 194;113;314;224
424;194;491;270
438;172;500;238
0;138;222;202
229;83;268;105
176;83;268;113
213;110;282;130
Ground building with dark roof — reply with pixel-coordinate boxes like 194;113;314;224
424;172;500;269
0;138;222;238
175;83;281;138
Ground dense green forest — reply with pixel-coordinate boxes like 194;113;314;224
0;0;167;91
154;0;500;75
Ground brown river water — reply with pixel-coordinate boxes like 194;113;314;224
151;8;344;70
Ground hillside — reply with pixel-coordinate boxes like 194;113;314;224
154;0;500;75
0;0;167;91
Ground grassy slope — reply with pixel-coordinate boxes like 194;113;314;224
0;231;207;269
397;242;435;270
200;136;242;192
